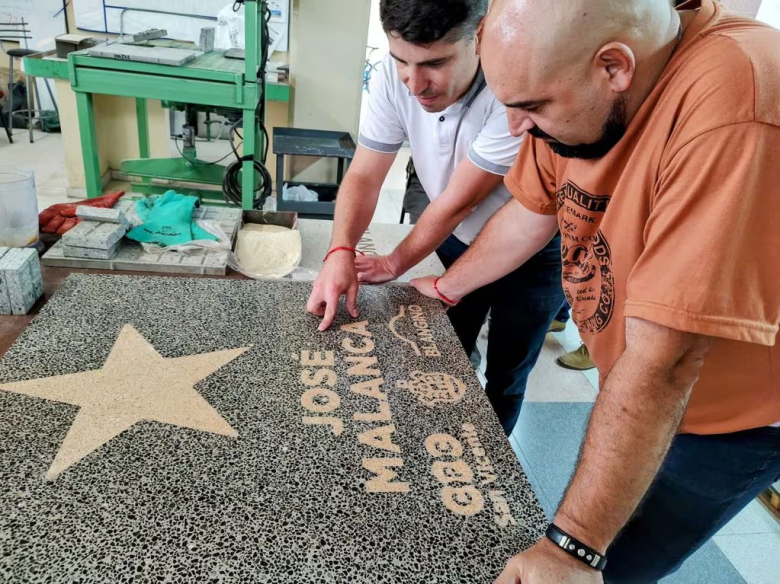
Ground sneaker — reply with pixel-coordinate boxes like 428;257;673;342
469;346;482;369
556;344;596;371
548;319;567;333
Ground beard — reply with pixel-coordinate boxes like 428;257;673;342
528;97;628;160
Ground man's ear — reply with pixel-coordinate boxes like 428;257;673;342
475;17;486;56
594;42;635;93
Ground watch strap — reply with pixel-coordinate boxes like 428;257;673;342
546;523;607;571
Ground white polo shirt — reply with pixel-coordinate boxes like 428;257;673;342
359;54;523;245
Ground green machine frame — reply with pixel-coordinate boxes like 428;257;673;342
37;0;286;210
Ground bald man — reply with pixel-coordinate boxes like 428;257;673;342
412;0;780;582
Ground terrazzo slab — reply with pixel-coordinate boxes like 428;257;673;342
0;248;9;314
298;219;445;282
42;201;243;276
61;220;127;250
0;274;546;583
63;240;122;260
0;247;43;315
75;205;131;229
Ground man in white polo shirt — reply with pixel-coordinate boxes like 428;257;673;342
305;0;563;435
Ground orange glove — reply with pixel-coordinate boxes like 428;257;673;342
39;191;125;236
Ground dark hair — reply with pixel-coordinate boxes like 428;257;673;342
379;0;488;45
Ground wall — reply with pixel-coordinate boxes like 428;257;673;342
55;78;170;196
286;0;370;183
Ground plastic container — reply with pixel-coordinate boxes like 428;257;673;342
0;167;39;248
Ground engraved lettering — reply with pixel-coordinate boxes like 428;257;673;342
301;388;341;413
357;424;401;454
303;416;344;436
441;486;484;516
300;368;337;387
362;458;410;493
425;434;464;458
300;350;335;367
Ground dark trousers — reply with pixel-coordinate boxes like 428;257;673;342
555;298;571;324
605;426;780;583
436;234;563;435
402;159;430;224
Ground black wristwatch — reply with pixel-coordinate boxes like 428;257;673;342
546;523;607;571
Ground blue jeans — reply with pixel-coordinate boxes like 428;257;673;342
555;298;571;324
436;234;563;435
604;425;780;583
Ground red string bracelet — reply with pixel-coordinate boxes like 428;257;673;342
433;277;459;306
323;246;365;262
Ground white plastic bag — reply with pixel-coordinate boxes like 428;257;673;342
216;3;245;50
140;220;232;255
283;184;319;202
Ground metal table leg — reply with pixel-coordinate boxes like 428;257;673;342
241;107;258;209
75;92;102;199
43;78;58;116
7;55;14;143
28;74;38;143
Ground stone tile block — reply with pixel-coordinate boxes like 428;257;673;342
0;247;44;315
0;248;10;314
62;221;127;251
63;240;121;260
75;206;132;229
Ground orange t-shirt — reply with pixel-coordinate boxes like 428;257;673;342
506;0;780;435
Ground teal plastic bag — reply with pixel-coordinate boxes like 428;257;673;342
126;191;218;246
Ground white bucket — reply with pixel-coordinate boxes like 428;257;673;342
0;167;38;248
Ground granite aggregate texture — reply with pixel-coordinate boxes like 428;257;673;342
0;247;10;314
61;221;127;250
75;206;132;229
0;274;546;583
0;247;44;315
63;240;122;260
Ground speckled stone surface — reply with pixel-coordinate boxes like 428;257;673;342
61;220;127;250
63;240;122;260
0;274;546;583
42;202;243;275
75;206;132;229
298;219;444;282
0;247;10;314
0;247;43;315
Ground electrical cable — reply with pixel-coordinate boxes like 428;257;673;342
221;1;274;209
222;119;272;208
174;135;238;166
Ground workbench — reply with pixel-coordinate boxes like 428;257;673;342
23;0;290;210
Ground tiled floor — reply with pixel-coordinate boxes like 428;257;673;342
1;131;411;226
3;129;778;583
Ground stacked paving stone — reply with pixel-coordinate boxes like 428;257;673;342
0;247;44;315
62;207;131;260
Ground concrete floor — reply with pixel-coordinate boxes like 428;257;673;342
2;128;778;583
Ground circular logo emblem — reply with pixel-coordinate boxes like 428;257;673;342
556;182;615;335
396;372;466;406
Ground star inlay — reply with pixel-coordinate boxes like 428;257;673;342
0;325;248;480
